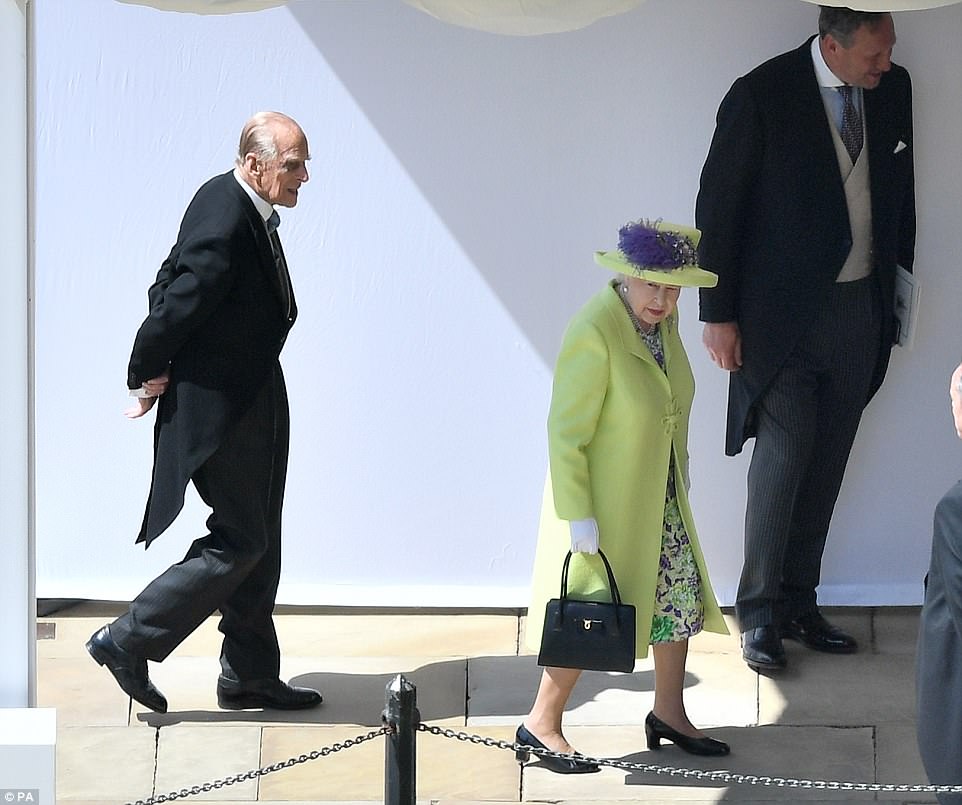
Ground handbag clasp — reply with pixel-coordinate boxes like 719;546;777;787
583;618;602;630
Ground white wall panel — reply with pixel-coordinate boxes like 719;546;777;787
1;0;32;707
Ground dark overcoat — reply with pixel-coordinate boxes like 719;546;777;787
917;481;962;804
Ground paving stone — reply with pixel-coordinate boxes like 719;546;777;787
758;651;915;726
876;723;938;803
154;724;262;800
55;725;156;801
258;725;519;801
37;656;132;727
523;724;876;801
874;608;922;656
273;612;521;658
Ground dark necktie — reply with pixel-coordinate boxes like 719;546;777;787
265;211;292;317
266;209;280;235
838;85;863;164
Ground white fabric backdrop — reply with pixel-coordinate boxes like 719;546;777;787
115;0;962;21
33;0;962;607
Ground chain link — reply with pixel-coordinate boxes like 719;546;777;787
124;725;390;805
418;723;962;795
118;718;962;802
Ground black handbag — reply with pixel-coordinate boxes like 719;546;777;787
537;549;637;673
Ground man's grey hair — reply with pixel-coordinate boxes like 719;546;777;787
818;6;888;47
235;111;297;167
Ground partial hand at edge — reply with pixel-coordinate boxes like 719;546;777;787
702;321;742;371
950;362;962;439
569;518;599;555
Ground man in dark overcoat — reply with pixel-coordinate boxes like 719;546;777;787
86;111;322;713
695;7;916;672
917;362;962;804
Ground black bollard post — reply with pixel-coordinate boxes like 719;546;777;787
383;673;419;805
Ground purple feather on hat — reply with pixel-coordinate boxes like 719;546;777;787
617;219;697;272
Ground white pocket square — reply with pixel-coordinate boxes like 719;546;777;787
894;140;908;154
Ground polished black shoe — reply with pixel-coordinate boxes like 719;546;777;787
86;625;168;713
645;712;730;756
216;675;323;710
514;724;600;774
780;611;858;654
741;625;787;672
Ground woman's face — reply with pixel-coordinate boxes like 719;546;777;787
624;277;681;327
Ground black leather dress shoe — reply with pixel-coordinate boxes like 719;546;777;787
86;626;168;713
780;612;858;654
645;712;730;756
741;625;787;672
514;724;600;774
216;675;323;710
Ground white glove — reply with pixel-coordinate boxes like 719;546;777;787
569;518;599;554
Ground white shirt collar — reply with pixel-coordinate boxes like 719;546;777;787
232;167;274;223
811;35;846;89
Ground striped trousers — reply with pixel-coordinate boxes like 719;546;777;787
736;277;881;629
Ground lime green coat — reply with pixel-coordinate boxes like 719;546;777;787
525;284;727;657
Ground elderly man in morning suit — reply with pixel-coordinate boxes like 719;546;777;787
696;7;916;673
86;112;321;713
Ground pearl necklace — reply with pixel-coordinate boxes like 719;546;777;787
614;281;666;368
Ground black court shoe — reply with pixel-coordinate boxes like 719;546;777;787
645;712;730;756
515;724;600;774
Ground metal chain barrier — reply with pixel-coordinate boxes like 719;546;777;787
418;723;962;795
123;725;390;805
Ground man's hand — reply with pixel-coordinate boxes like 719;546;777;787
703;321;743;371
124;369;170;419
950;363;962;438
141;370;170;397
124;396;159;419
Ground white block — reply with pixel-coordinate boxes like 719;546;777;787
0;709;55;805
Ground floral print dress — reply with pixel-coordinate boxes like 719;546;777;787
617;284;705;644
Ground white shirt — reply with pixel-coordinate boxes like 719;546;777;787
232;167;274;226
811;35;862;133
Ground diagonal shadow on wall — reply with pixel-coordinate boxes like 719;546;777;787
285;0;747;366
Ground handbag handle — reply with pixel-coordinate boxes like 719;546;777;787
559;549;624;606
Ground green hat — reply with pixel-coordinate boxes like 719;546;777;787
594;219;718;289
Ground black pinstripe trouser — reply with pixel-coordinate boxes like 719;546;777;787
110;364;289;682
736;277;880;630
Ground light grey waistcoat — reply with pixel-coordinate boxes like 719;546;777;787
829;114;873;282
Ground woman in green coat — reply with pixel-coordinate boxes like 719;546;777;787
517;220;730;774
